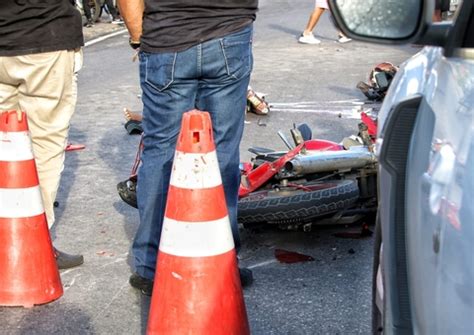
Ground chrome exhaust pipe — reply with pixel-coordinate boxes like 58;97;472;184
285;148;377;175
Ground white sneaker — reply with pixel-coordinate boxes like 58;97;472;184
298;34;321;45
338;35;352;43
112;17;124;24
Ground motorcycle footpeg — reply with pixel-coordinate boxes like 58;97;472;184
248;146;275;155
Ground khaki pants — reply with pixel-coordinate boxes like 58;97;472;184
0;49;81;229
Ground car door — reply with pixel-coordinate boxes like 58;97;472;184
327;0;474;332
404;49;474;334
405;14;474;335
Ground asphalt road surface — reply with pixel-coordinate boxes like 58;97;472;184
1;1;417;334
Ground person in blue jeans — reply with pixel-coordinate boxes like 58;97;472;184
117;0;258;296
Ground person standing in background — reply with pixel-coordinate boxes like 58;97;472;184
433;0;451;22
82;0;95;27
83;0;123;27
299;0;352;44
118;0;258;296
0;0;85;270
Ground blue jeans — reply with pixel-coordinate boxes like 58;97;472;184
133;25;253;280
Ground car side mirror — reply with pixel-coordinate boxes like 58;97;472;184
328;0;430;44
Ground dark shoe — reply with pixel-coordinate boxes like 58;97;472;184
239;267;254;288
84;19;94;28
129;273;154;296
54;248;84;270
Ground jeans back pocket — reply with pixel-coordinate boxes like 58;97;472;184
220;26;253;81
141;52;177;92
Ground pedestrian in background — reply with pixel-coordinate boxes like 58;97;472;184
82;0;96;27
299;0;352;44
433;0;451;22
83;0;123;28
0;0;85;269
117;0;258;296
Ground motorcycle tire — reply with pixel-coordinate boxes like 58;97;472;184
238;179;359;225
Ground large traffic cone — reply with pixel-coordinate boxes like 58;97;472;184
0;110;63;307
147;110;250;335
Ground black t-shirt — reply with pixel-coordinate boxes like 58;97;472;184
141;0;258;53
0;0;83;56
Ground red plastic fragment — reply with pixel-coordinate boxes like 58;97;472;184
65;143;86;151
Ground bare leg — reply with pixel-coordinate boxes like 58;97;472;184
124;107;142;122
303;7;326;36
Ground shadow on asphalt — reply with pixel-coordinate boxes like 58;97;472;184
100;122;152;334
100;122;140;266
139;296;151;334
327;85;365;98
17;304;93;334
51;126;85;241
268;23;301;37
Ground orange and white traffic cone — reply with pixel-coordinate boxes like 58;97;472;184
147;110;250;335
0;110;63;307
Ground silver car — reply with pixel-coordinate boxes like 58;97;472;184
329;0;473;334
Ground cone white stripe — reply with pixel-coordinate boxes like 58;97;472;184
170;151;222;189
0;186;44;218
159;216;235;257
0;131;34;161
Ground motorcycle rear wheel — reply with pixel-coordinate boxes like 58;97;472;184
238;179;359;225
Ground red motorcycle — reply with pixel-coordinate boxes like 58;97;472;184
237;111;378;230
117;111;378;231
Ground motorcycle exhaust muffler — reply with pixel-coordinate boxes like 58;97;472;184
285;148;377;175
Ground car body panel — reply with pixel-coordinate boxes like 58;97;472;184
328;0;473;332
424;54;474;334
379;45;474;333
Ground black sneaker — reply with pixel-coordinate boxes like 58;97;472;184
129;273;154;296
239;267;254;288
54;248;84;270
84;19;94;28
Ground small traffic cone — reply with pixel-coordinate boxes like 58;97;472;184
0;110;63;307
147;110;250;335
